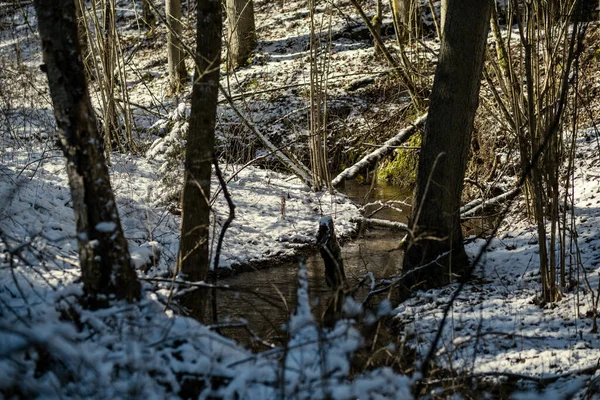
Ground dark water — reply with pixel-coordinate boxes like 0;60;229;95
215;181;412;350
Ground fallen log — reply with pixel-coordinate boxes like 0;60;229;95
331;113;427;188
351;217;409;231
460;187;520;218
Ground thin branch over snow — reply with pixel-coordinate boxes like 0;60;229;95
331;113;427;187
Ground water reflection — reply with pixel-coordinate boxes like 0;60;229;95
341;179;412;222
215;180;411;350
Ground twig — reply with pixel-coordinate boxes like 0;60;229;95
210;155;236;329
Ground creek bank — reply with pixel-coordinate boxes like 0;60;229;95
213;179;412;278
214;180;411;349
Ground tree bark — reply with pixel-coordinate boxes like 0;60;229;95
177;0;222;321
401;0;492;290
34;0;140;307
392;0;420;44
374;0;383;55
102;0;118;156
142;0;156;29
440;0;447;35
331;113;426;188
226;0;256;69
166;0;186;93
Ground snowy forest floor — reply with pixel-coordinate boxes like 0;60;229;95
2;0;600;398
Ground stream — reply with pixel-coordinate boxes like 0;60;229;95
215;180;412;350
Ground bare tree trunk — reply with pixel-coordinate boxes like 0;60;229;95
308;0;331;191
440;0;447;34
226;0;256;69
142;0;156;29
177;0;222;321
391;0;406;44
34;0;140;307
392;0;420;44
401;0;492;290
166;0;186;93
317;217;346;289
103;0;118;157
374;0;383;55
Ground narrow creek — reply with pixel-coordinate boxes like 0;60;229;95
215;180;412;351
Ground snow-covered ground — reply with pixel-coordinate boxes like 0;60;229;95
0;142;359;283
394;129;600;398
3;0;600;398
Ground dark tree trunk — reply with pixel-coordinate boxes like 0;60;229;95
226;0;256;69
34;0;140;307
401;0;492;292
177;0;222;321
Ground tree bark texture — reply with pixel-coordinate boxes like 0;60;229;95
177;0;222;321
34;0;140;306
402;0;492;289
166;0;186;93
226;0;256;69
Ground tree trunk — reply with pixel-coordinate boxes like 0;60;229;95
393;0;420;44
103;0;118;157
226;0;256;69
440;0;447;35
177;0;222;321
141;0;156;29
34;0;140;307
401;0;492;291
374;0;383;55
166;0;186;93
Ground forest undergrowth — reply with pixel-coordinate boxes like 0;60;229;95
2;0;600;398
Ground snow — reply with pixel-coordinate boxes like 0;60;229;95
2;0;600;398
391;130;600;398
95;221;117;232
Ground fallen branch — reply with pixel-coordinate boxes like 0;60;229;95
331;113;427;187
218;84;314;187
351;217;408;231
460;187;521;218
427;364;600;386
